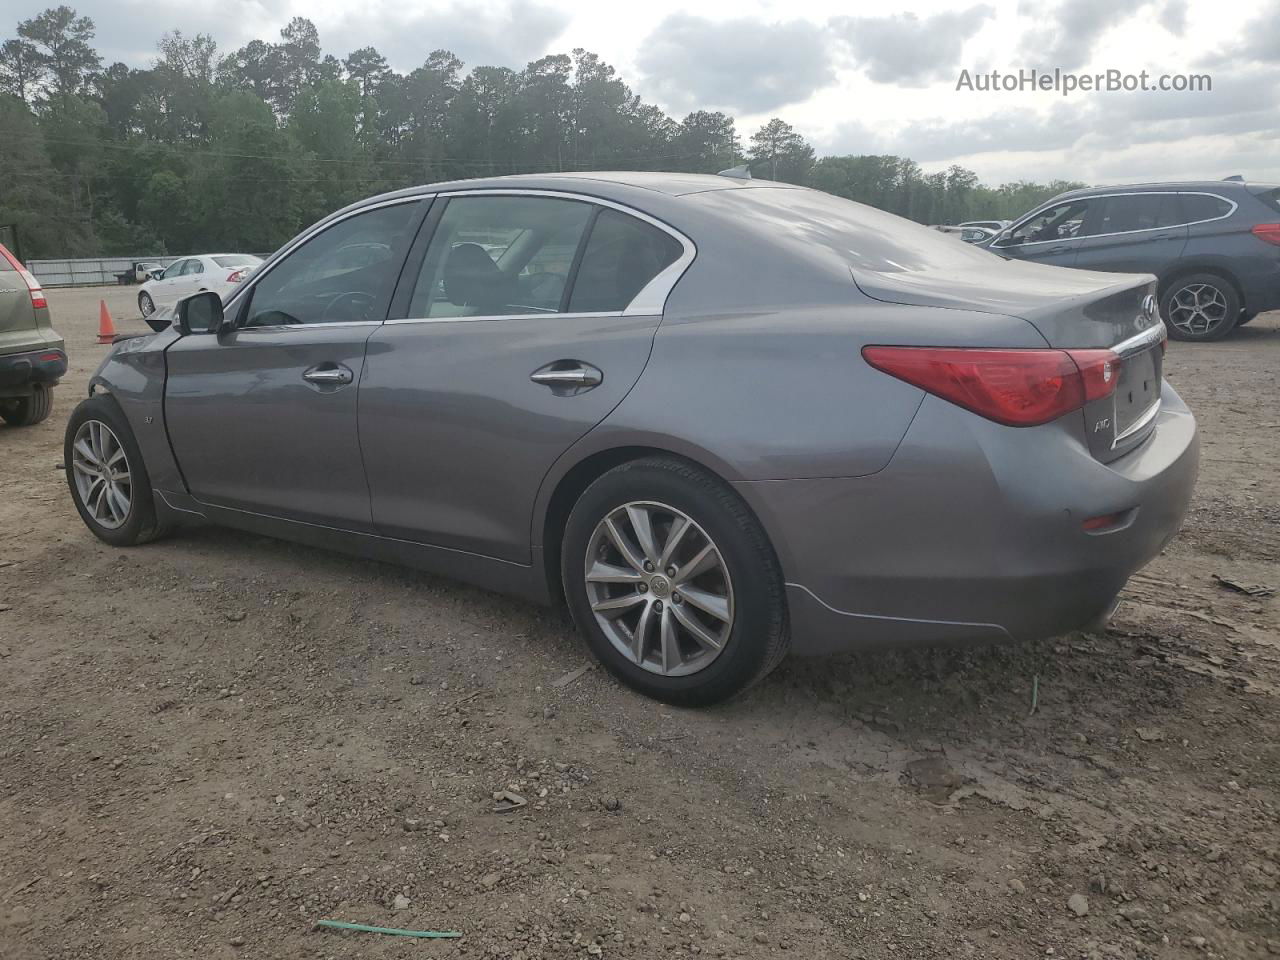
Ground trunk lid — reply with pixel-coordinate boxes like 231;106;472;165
852;259;1166;463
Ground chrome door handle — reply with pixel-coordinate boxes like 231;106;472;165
303;364;353;385
530;363;602;387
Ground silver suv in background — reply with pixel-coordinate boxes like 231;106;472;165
0;242;65;427
985;179;1280;341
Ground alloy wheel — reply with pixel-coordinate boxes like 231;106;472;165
139;292;154;317
584;501;734;677
71;420;132;529
1167;282;1228;337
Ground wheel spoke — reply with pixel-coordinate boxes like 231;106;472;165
677;585;731;623
671;602;723;651
603;516;646;573
586;560;644;585
591;592;646;619
71;458;97;477
674;543;718;584
632;599;655;662
107;484;130;522
625;505;660;566
658;516;690;569
659;607;678;673
74;438;97;466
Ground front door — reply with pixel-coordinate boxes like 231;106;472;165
359;193;688;562
163;199;425;529
990;197;1094;267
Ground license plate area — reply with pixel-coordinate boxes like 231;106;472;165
1114;346;1161;438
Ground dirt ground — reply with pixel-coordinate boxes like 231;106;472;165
1;285;1277;960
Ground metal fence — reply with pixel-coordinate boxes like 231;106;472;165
27;254;271;287
27;256;181;287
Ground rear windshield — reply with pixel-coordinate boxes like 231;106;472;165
696;186;1002;275
1255;188;1280;215
213;255;260;268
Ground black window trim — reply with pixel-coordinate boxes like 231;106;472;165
993;190;1239;249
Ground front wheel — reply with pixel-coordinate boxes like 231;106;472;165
1162;274;1240;342
0;384;53;426
64;395;169;546
138;291;154;317
561;457;788;706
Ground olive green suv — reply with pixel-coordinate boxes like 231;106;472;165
0;243;65;426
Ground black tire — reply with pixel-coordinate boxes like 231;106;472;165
138;291;154;317
1161;273;1240;342
561;456;789;706
0;384;53;426
1237;311;1256;326
64;394;170;547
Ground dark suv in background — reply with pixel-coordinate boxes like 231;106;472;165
986;179;1280;341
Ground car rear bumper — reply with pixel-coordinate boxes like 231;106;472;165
0;345;67;395
735;381;1199;655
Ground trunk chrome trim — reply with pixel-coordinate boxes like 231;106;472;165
1113;321;1167;358
1113;396;1162;446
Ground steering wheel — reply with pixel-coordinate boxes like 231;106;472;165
320;291;377;322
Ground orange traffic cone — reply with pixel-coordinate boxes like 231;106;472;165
97;300;116;344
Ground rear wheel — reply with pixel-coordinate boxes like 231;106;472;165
138;291;154;317
64;395;169;546
1161;274;1240;341
0;384;53;426
562;457;788;706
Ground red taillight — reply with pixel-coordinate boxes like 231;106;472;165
38;351;64;363
1251;223;1280;247
227;269;247;283
0;244;46;309
862;345;1121;427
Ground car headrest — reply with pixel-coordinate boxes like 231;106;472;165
443;243;502;310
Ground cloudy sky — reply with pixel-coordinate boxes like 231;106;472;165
17;0;1280;186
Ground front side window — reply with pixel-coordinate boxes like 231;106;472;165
1002;199;1091;245
243;201;420;327
567;209;683;313
408;196;593;318
161;260;186;279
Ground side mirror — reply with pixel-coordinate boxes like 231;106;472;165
176;290;226;336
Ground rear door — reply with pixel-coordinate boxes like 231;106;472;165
164;198;425;528
1072;193;1188;274
359;192;688;562
990;197;1093;267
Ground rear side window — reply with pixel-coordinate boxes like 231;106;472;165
1082;194;1181;235
182;259;204;275
1179;193;1232;223
408;196;593;318
568;209;683;313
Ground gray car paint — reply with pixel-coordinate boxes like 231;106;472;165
83;172;1199;658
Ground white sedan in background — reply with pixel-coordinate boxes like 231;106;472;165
137;254;262;317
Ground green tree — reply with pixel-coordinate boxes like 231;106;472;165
747;118;814;183
17;5;100;100
0;38;42;102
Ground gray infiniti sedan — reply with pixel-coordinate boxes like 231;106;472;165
64;173;1199;705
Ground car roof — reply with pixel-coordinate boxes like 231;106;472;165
1053;180;1278;200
